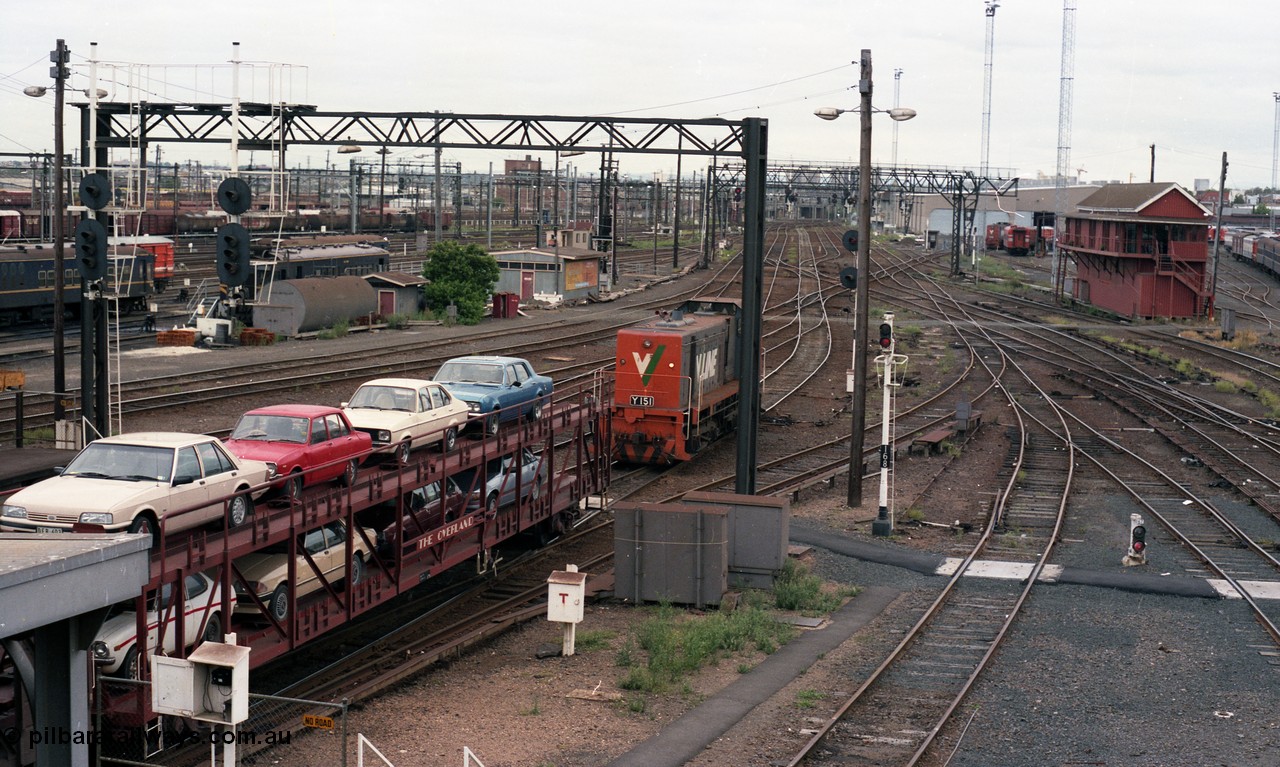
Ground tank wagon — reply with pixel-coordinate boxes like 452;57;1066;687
612;298;740;464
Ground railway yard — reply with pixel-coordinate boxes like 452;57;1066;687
5;221;1280;766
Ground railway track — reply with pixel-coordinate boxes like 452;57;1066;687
788;280;1073;766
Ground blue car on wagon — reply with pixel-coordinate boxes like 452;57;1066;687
434;356;553;436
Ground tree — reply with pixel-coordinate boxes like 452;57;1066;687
421;241;499;325
1233;193;1247;205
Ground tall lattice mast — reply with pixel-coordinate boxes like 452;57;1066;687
1054;2;1076;299
980;0;999;176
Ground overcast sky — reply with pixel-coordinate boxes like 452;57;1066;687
2;1;1277;189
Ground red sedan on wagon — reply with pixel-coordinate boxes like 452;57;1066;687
225;405;372;500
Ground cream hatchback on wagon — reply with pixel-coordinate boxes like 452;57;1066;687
0;432;275;540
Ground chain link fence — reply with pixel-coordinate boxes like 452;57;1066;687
94;676;347;766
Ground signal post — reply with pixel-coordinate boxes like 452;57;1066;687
1123;513;1147;566
872;312;907;536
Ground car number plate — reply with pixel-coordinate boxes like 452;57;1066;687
36;526;64;534
630;395;655;407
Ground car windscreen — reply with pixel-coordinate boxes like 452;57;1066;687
231;414;309;443
63;443;174;482
348;385;415;411
436;362;503;384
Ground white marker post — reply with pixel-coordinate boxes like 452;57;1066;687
547;565;587;656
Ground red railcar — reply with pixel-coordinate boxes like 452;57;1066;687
985;222;1009;250
111;235;175;291
1001;225;1033;256
612;298;740;464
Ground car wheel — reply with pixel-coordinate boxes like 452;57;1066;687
127;515;156;543
441;427;457;453
528;399;543;422
269;583;290;623
351;553;365;586
202;611;222;643
485;413;500;436
285;471;303;501
339;459;358;487
485;492;499;518
228;494;252;528
116;647;139;680
395;440;412;466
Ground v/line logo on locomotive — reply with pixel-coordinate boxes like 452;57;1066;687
631;346;720;391
633;346;667;386
694;348;720;385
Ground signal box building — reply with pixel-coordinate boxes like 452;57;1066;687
1058;183;1212;319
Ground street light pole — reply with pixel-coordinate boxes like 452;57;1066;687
52;40;68;428
814;50;916;516
852;49;874;511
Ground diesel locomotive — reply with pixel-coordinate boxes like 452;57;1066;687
612;298;741;464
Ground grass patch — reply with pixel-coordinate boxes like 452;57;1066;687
795;689;825;709
614;602;795;693
575;629;615;652
317;319;350;339
773;560;859;614
22;427;55;444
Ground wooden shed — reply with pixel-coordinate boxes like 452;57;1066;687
491;246;604;304
363;271;428;317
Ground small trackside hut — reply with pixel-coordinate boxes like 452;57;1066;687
612;298;740;464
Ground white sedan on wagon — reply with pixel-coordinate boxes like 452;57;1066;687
0;432;275;541
342;378;470;464
91;571;224;678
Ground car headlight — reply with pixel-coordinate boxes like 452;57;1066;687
234;581;262;596
79;512;114;525
1;504;27;519
377;430;392;443
467;403;481;413
90;641;111;661
265;462;279;480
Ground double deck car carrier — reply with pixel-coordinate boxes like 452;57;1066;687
93;377;609;748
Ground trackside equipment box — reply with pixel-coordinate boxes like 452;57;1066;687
680;491;789;589
613;502;727;607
